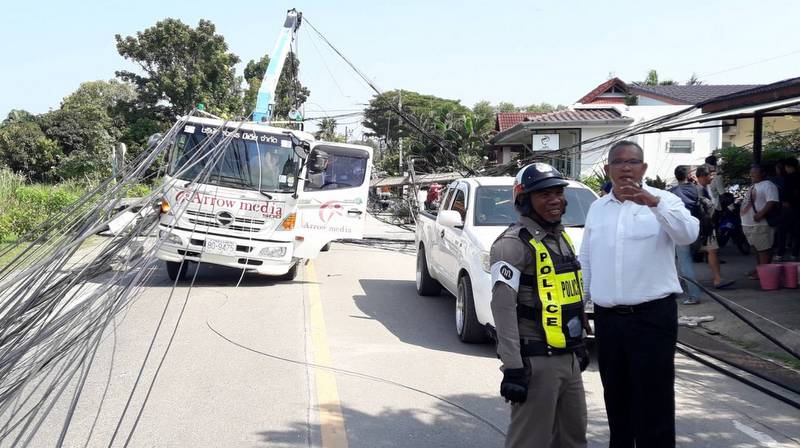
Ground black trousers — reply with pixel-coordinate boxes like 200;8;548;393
594;296;678;448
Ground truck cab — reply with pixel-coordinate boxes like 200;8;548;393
156;116;372;280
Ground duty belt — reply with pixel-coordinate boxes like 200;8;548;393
519;339;576;357
594;294;675;315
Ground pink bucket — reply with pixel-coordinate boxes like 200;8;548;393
781;262;799;289
756;264;783;291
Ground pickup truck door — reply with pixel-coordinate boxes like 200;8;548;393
437;183;469;291
429;185;455;280
293;142;372;259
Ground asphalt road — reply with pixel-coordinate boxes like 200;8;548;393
7;240;800;447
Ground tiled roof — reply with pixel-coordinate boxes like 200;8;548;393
521;108;625;123
577;77;628;104
629;84;762;105
496;112;545;131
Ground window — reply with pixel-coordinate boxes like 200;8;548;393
451;189;467;222
438;187;454;213
667;139;693;153
304;148;368;191
473;186;597;227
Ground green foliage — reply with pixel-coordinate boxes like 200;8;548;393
580;169;609;194
115;18;243;119
686;73;703;86
243;53;310;118
641;70;676;86
495;102;518;113
717;145;797;186
645;175;667;189
125;183;152;198
0;170;85;242
520;103;566;113
314;117;343;141
0;120;62;182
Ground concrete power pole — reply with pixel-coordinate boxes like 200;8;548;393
398;90;403;174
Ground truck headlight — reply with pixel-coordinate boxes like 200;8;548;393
481;251;491;273
259;246;287;258
159;230;183;246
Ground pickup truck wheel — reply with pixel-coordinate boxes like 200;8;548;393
416;247;441;296
166;261;188;281
456;275;488;343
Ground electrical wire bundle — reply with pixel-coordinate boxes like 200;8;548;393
0;110;263;446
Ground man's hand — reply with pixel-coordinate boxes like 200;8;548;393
500;368;529;404
616;181;660;207
582;313;593;336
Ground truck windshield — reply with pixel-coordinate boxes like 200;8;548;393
168;125;301;194
474;186;597;227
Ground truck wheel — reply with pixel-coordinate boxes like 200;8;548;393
321;242;332;252
279;262;299;281
416;246;441;296
166;261;187;281
456;275;488;343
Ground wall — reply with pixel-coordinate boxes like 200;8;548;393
577;105;720;183
727;115;800;147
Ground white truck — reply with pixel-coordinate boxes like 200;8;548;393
414;177;598;342
155;9;372;281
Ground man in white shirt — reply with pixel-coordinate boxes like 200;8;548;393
740;164;780;274
579;141;698;448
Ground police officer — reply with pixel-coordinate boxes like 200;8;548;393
490;162;589;448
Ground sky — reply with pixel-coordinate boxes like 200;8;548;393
2;0;800;138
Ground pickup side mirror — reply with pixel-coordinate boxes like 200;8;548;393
437;210;464;229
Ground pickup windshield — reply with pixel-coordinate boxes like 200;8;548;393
168;124;301;193
474;186;597;227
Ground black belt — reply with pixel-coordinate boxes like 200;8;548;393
594;294;675;315
520;339;577;357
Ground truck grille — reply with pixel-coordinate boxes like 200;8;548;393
184;209;266;233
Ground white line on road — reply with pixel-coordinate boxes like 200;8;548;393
733;420;781;447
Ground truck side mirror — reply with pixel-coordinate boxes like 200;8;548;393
307;150;329;174
437;210;464;229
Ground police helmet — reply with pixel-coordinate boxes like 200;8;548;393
513;163;569;213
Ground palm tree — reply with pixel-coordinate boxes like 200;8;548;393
314;117;337;141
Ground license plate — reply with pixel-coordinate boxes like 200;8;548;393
205;238;236;255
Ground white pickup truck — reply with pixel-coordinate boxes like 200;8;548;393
414;176;598;343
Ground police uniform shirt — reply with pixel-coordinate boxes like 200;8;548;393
489;216;577;370
579;185;699;308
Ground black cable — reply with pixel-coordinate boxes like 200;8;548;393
681;276;800;361
676;343;800;410
205;318;506;438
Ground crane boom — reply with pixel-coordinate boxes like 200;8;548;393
252;8;302;123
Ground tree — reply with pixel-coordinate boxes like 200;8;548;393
314;117;338;141
495;102;518;113
40;80;137;180
243;52;310;119
641;69;676;86
0;121;62;182
362;90;471;143
520;103;566;113
472;101;496;135
115;19;243;120
686;73;704;86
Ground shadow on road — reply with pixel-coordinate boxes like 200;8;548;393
257;393;508;448
353;279;496;358
144;261;314;287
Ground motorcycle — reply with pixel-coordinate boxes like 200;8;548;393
716;191;751;255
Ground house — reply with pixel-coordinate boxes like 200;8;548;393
489;78;795;182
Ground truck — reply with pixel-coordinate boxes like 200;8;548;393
155;9;373;281
414;177;598;343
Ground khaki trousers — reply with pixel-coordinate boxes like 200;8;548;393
505;353;587;448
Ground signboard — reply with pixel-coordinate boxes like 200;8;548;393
531;134;559;151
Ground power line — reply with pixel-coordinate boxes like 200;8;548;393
698;48;800;79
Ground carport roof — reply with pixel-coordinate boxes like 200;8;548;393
490;108;633;145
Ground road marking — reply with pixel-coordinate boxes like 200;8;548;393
733;420;780;447
306;261;349;448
